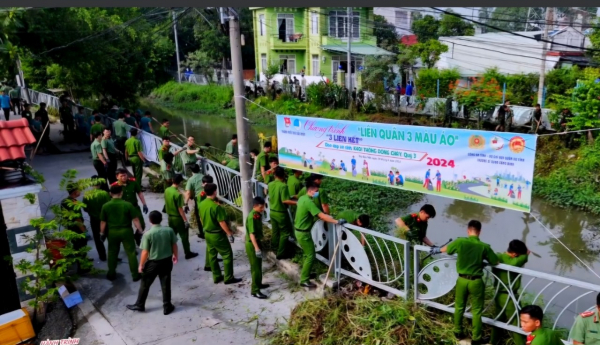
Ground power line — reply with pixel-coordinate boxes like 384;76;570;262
430;7;600;53
34;8;168;56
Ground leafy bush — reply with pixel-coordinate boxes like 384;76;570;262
416;68;460;98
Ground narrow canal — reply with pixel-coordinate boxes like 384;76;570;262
143;100;600;286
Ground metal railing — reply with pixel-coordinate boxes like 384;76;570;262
413;244;600;337
23;88;600;339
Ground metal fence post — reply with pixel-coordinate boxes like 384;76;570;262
328;222;335;265
413;245;419;301
404;242;410;297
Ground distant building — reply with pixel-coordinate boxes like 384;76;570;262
250;7;394;87
436;28;594;77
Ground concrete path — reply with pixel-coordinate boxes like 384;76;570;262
33;151;311;345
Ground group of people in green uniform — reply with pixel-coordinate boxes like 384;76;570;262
81;117;599;343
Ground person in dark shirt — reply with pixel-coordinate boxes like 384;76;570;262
560;108;575;149
532;103;542;134
35;102;50;151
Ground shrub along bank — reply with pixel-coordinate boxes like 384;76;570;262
147;81;400;126
148;81;600;215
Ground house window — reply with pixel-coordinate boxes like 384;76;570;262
277;14;294;42
261;54;267;72
259;14;266;36
395;10;409;29
328;10;359;39
311;12;319;34
312;55;320;76
279;55;296;74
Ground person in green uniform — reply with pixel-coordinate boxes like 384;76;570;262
199;183;241;284
287;169;302;216
519;305;563;345
395;204;436;246
263;156;279;185
165;174;198;260
90;115;105;144
123;109;138;128
101;128;118;183
125;128;149;186
21;103;33;125
113;113;129;161
491;239;530;345
158;119;172;139
294;181;344;288
296;174;330;214
61;184;90;274
197;175;223;271
570;292;600;345
91;131;110;192
100;185;144;281
112;168;149;231
184;164;204;238
180;136;200;176
127;211;178;315
268;167;296;259
254;141;272;181
225;134;238;158
59;99;75;142
430;220;499;345
83;176;111;261
246;197;269;299
161;152;175;187
336;210;370;246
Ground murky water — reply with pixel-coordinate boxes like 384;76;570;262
141;101;272;152
143;101;600;285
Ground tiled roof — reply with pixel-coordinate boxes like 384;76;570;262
401;35;418;46
0;118;36;162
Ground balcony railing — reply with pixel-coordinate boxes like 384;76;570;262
269;34;308;50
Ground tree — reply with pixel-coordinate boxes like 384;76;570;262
183;51;215;84
411;39;449;69
17;8;175;104
438;12;475;37
566;80;600;139
485;8;530;32
411;15;440;42
590;20;600;64
506;73;538;107
453;76;503;128
361;55;397;111
373;14;400;54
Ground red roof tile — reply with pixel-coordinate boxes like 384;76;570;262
401;34;418;46
0;118;36;162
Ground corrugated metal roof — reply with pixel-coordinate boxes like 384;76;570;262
436;32;560;76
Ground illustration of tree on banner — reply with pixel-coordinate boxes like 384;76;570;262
453;77;503;128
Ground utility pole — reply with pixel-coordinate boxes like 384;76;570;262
172;9;188;137
226;8;254;221
537;7;552;107
347;7;352;110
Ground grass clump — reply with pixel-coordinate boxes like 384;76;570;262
269;294;456;345
534;136;600;214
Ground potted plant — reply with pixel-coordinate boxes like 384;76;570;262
14;170;104;324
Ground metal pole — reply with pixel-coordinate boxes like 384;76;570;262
347;7;352;110
537;7;552;106
172;10;188;137
16;57;31;105
502;82;506;104
436;79;440;98
228;10;254;222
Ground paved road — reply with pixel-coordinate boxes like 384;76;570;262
33;151;310;345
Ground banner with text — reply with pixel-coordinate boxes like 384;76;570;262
276;115;537;212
